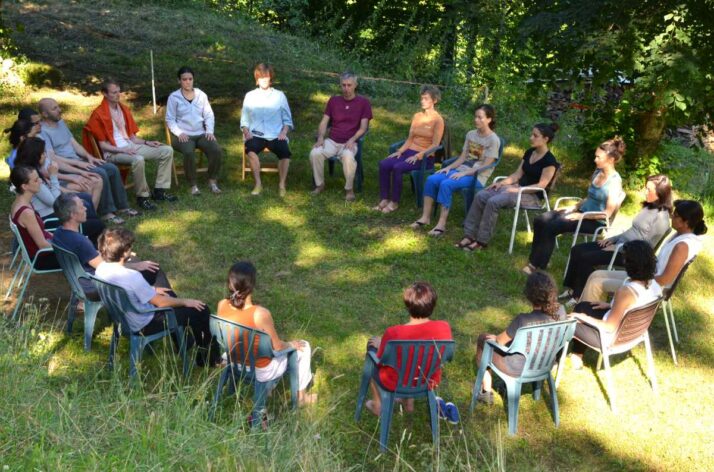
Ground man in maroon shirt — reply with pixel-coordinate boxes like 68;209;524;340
309;72;372;201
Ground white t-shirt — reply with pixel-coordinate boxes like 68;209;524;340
656;233;701;287
95;262;156;332
457;130;500;185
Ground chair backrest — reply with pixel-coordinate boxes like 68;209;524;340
88;274;142;334
209;315;276;373
8;218;33;264
544;163;563;193
378;340;455;394
663;256;697;302
83;128;104;160
653;228;674;254
506;319;577;382
611;297;663;349
52;243;92;301
607;191;628;226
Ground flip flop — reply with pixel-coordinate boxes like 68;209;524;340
119;208;140;217
428;228;445;237
454;237;475;249
463;240;485;252
409;221;428;229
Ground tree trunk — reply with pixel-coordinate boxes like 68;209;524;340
631;107;667;171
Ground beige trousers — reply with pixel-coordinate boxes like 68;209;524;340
580;269;628;302
309;138;357;190
105;144;174;197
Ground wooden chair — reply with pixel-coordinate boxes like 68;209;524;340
84;130;134;190
355;339;455;452
208;315;298;427
470;319;576;436
163;122;207;186
557;297;663;412
240;141;278;181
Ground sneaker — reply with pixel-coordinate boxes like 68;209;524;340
152;188;178;202
137;197;157;211
345;189;356;201
311;184;325;196
191;186;201;196
279;187;287;197
436;396;448;419
251;185;262;196
558;289;573;300
564;297;578;311
476;390;494;405
209;183;222;194
444;402;461;424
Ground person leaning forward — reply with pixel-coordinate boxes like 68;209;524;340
83;78;177;211
310;71;372;201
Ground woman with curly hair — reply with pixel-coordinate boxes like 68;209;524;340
568;240;662;369
473;271;564;404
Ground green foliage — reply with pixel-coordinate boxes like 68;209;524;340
16;62;63;88
653;141;714;198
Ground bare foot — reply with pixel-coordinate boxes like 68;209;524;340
372;200;389;211
428;227;445;237
395;398;415;412
409;220;429;229
381;203;398;213
298;392;318;406
365;399;381;416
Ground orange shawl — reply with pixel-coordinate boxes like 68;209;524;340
82;98;140;152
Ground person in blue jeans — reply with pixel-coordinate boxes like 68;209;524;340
410;104;500;236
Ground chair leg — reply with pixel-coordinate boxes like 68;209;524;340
596;353;603;371
533;380;542;401
427;391;440;448
471;350;491;413
508;207;520;254
66;292;78;334
668;301;680;343
129;336;142;378
176;326;189;377
82;301;102;352
108;324;120;370
524;210;531;235
288;350;298;410
644;332;658;394
601;353;617;412
355;354;374;421
547;373;560;428
4;260;26;301
378;390;395;452
252;381;269;429
506;379;522;436
555;342;569;389
11;267;32;321
209;367;231;421
662;302;678;365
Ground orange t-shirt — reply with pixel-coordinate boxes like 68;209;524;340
408;111;444;151
216;300;271;368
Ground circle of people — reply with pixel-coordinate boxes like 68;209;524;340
4;62;709;422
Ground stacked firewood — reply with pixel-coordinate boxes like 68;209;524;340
666;125;714;152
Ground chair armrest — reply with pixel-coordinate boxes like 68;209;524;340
272;346;297;357
422;144;443;158
388;140;406;154
493;176;507;183
579;211;609;221
367;350;380;365
554;196;582;211
606;243;624;270
485;338;512;354
30;246;56;266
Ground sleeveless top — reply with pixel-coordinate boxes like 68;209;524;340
656;233;702;287
580;170;622;213
11;205;52;259
603;279;662;322
216;300;271;368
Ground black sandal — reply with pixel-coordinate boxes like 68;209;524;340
454;237;475;248
409;220;428;229
463;240;485;252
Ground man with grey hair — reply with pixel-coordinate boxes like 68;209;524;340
309;71;372;201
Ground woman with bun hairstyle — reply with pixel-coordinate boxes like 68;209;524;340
522;136;625;272
216;261;317;406
455;123;560;251
580;199;707;303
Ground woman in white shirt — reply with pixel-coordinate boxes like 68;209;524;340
166;66;224;196
240;63;294;196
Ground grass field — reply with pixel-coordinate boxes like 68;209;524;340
2;1;713;470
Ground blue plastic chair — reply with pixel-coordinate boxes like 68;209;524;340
88;274;189;379
355;339;455;451
4;219;63;320
52;243;103;352
438;135;505;217
208;315;298;427
327;133;367;192
387;140;444;208
470;319;576;436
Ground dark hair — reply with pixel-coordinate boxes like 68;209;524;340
101;77;120;93
598;136;626;163
18;108;39;121
15;137;48;183
54;192;81;224
98;228;135;262
177;66;195;79
9;165;36;194
534;122;559;143
419;84;441;104
673;200;707;235
403;281;438;318
475;104;496;130
523;271;560;319
227;261;257;309
623;240;657;284
253;63;275;85
4;119;34;148
642;174;673;213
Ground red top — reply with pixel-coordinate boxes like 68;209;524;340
324;95;372;143
11;205;52;259
376;320;452;391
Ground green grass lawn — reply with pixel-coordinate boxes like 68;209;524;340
2;1;714;470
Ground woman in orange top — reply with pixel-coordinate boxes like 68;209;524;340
374;85;445;213
216;261;317;405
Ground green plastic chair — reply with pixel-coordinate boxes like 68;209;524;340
208;315;298;427
470;319;577;436
88;274;189;379
355;339;455;452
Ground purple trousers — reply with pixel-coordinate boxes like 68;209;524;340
378;149;433;202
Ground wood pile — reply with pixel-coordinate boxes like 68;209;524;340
666;125;714;152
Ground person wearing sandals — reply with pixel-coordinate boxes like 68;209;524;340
568;240;661;370
559;174;672;305
216;261;317;406
166;66;223;196
374;85;445;214
38;98;137;225
364;282;452;416
455;123;559;251
521;137;624;273
411;104;499;236
241;63;294;197
579;199;706;304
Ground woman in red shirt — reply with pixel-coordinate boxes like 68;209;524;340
365;282;452;415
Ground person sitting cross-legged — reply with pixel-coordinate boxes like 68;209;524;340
92;228;219;366
364;281;452;415
216;261;317;405
84;78;177;211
